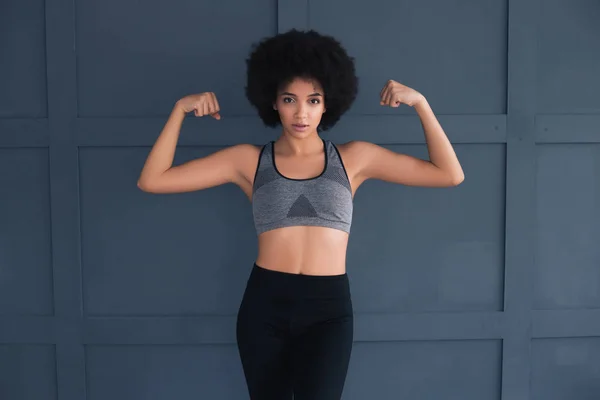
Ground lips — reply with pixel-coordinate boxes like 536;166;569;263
291;123;309;132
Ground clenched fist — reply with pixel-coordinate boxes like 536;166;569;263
379;80;425;108
177;92;221;120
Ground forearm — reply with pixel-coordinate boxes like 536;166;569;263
414;97;464;182
138;102;186;186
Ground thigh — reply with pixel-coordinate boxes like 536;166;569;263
236;300;293;399
292;314;354;400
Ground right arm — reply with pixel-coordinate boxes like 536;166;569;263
137;92;254;194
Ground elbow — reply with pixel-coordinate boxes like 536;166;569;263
450;172;465;186
137;179;148;192
137;178;156;193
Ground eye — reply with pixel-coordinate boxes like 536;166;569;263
283;97;294;103
310;98;321;104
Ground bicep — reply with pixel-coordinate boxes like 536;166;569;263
355;142;457;187
138;144;252;193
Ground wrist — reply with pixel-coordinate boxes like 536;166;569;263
414;94;428;111
173;100;186;115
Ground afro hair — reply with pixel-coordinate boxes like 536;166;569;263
245;29;358;131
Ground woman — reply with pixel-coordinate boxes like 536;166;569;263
138;29;463;400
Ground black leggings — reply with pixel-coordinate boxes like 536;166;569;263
236;263;354;400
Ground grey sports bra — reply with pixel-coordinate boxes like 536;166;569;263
251;139;353;235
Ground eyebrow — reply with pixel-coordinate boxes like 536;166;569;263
281;92;322;97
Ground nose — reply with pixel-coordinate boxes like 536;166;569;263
294;102;308;119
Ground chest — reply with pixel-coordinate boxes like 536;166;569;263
273;153;326;180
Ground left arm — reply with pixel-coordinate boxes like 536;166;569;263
349;80;464;188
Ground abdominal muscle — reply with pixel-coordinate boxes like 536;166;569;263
255;226;349;276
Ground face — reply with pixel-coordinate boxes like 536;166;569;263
274;78;326;138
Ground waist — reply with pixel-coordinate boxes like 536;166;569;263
247;263;351;300
256;226;348;275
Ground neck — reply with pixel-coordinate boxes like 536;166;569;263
276;132;323;156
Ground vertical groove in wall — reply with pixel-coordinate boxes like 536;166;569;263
501;0;538;399
45;0;86;397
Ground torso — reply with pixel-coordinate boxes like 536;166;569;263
234;140;363;276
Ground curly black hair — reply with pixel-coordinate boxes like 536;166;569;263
245;29;358;131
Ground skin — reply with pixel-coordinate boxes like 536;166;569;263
137;77;464;276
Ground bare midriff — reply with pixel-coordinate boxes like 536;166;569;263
255;226;349;276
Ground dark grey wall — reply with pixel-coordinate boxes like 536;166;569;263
1;0;599;399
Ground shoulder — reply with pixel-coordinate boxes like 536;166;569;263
226;142;263;167
335;140;379;165
229;143;263;157
336;140;373;153
226;143;266;183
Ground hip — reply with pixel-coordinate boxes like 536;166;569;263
238;263;353;321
